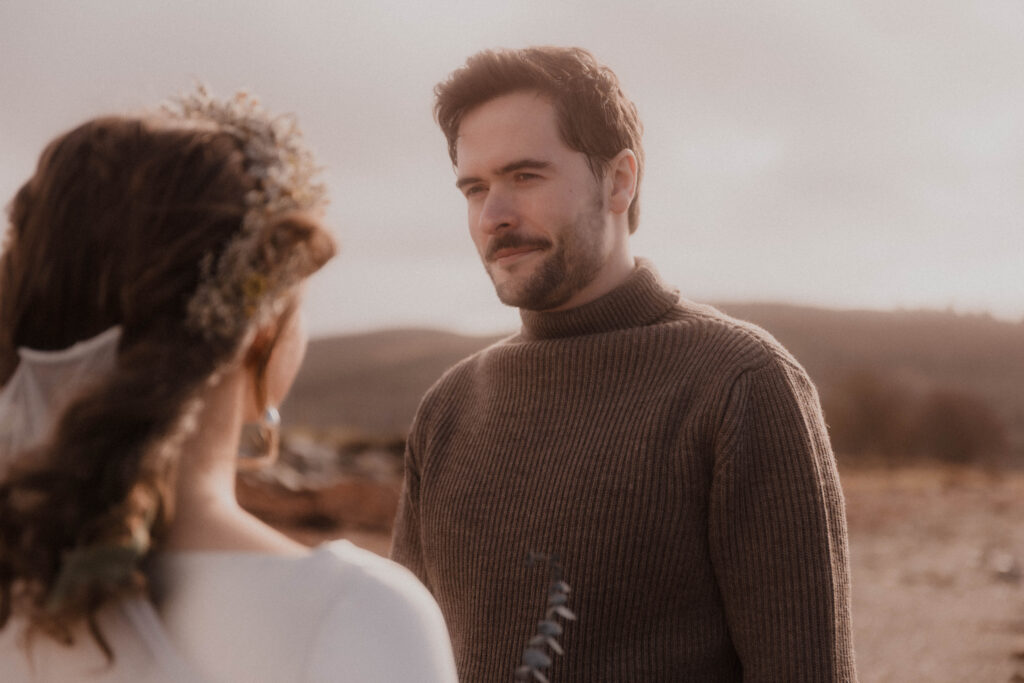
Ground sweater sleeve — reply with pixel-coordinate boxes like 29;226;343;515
389;418;430;590
708;356;857;682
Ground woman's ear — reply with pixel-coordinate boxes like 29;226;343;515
242;320;278;411
243;323;275;370
606;149;638;217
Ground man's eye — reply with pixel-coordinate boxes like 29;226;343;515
464;185;485;197
514;173;539;182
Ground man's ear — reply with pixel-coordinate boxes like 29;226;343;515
606;149;638;216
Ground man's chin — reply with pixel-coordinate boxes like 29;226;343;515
486;260;537;293
493;278;573;311
491;278;527;308
486;252;570;310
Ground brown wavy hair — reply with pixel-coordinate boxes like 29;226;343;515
434;46;645;233
0;114;335;654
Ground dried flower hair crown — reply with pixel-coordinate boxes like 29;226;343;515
161;86;328;342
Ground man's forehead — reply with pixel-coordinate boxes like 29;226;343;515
454;92;565;170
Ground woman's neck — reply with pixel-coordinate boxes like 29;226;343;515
161;368;307;556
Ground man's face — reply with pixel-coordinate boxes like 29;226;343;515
454;91;618;311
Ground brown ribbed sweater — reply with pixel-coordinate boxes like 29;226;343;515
391;260;857;682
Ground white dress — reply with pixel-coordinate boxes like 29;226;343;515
0;540;458;682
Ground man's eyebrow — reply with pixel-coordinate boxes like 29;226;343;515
455;175;481;191
497;158;551;175
455;159;551;191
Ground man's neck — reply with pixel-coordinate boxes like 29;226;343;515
541;248;636;313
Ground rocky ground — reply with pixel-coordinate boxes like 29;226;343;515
239;434;1024;682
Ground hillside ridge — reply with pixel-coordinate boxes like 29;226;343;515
285;305;1024;452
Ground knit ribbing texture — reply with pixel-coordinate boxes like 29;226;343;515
391;259;857;682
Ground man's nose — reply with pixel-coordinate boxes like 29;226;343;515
477;187;517;234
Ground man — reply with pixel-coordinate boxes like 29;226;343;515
391;46;857;682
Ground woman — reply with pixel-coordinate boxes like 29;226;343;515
0;88;458;682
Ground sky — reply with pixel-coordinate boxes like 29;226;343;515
1;0;1021;337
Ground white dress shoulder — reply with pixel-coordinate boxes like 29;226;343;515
0;540;458;682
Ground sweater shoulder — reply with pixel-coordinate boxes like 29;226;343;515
659;299;806;376
422;304;808;391
413;303;812;427
410;333;513;421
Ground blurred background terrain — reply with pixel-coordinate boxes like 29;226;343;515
3;2;1021;679
238;304;1024;682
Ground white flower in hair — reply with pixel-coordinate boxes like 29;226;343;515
162;86;328;342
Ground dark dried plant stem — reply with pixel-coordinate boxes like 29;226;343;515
514;552;576;683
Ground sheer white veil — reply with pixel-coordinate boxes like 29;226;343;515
0;326;121;475
0;325;211;680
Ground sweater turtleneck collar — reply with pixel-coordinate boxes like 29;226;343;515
518;258;679;341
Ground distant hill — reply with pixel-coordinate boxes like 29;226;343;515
716;304;1024;443
283;328;503;434
284;306;1024;452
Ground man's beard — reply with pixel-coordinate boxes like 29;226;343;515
485;198;607;311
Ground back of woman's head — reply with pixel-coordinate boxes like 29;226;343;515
3;117;243;363
0;92;335;651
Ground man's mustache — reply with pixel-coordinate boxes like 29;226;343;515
485;235;553;261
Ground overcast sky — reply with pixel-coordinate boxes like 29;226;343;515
2;0;1021;336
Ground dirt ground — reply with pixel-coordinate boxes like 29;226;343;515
841;467;1024;682
273;465;1024;682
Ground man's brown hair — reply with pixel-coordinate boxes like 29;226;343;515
434;46;645;233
